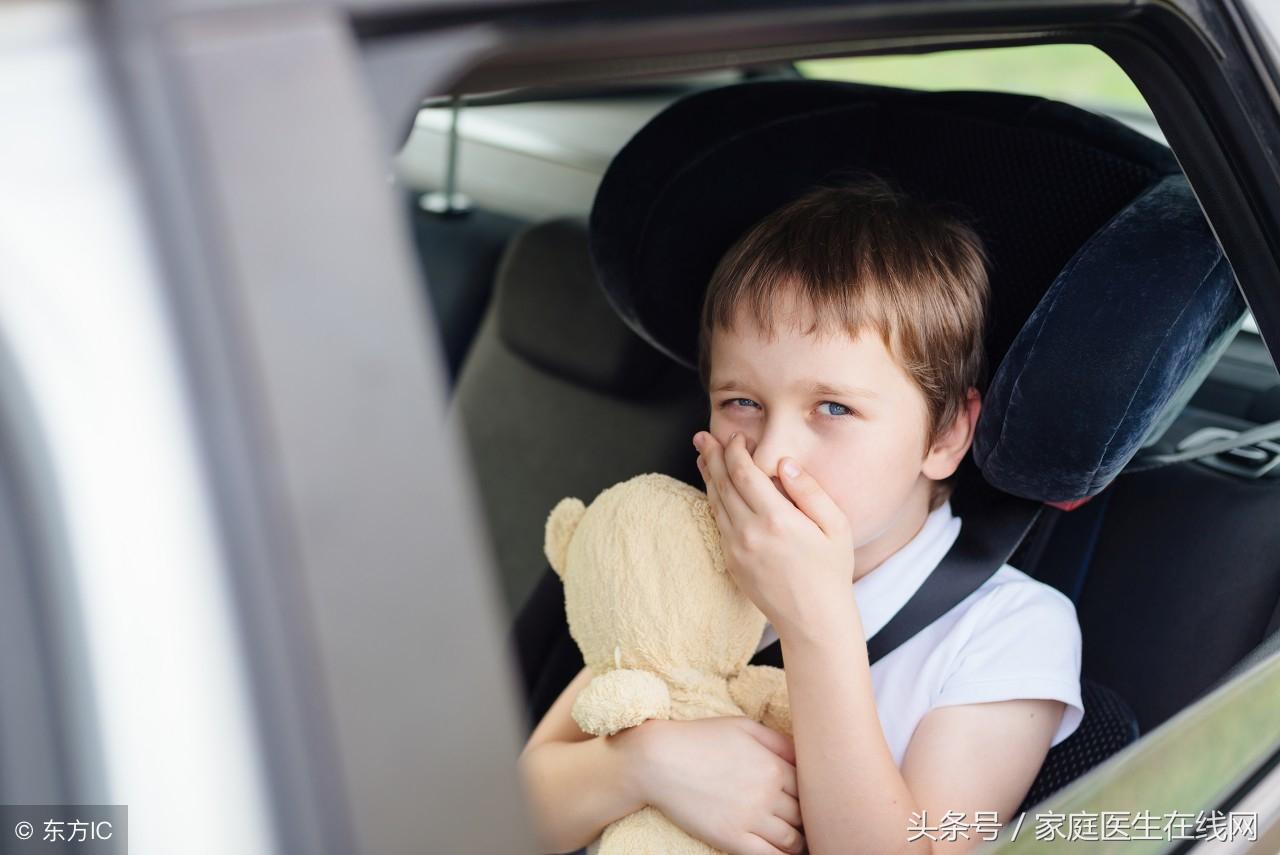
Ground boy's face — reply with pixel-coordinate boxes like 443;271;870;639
706;298;975;561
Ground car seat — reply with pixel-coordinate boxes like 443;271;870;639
448;218;707;614
486;78;1248;836
1010;424;1280;735
405;191;526;386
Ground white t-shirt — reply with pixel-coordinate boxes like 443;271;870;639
755;498;1085;768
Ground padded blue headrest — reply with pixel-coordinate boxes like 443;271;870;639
588;79;1246;505
973;174;1245;504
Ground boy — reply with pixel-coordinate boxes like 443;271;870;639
518;175;1083;855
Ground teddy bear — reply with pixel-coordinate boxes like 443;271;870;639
543;472;793;855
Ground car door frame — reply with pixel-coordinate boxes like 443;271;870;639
81;0;1280;852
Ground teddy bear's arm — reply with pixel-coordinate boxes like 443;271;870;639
728;665;792;736
571;669;673;737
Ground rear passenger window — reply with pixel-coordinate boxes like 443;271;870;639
799;44;1154;134
803;45;1273;392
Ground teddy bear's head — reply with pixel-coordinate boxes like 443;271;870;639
544;472;768;679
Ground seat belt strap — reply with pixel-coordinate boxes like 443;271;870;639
870;487;1041;664
750;473;1041;669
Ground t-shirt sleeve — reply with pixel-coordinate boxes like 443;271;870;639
931;581;1085;747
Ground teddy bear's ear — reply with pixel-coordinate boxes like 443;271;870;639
692;494;728;575
544;497;587;578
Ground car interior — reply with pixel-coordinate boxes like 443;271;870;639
399;47;1280;830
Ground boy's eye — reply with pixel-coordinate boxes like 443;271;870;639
819;401;855;417
720;398;855;418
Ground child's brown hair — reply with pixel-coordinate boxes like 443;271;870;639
696;173;991;511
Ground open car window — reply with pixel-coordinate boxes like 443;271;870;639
798;44;1158;139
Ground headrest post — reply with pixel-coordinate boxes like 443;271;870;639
419;94;472;218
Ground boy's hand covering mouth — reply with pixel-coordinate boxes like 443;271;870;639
769;475;787;498
693;430;858;642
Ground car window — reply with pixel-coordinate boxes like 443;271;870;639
801;46;1266;354
798;44;1155;134
403;43;1269;393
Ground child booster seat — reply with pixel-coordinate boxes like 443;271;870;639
513;78;1247;821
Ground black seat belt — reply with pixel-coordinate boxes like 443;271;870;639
750;462;1042;669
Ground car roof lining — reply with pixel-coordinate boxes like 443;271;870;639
423;33;1122;99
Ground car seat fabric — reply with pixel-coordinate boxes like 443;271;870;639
589;79;1178;375
973;175;1246;504
1206;595;1280;697
448;218;706;614
1032;461;1280;733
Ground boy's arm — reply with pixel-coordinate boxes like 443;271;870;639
782;603;1062;855
900;698;1065;850
517;666;652;854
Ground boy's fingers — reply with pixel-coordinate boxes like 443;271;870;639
741;834;791;855
698;433;751;528
702;467;736;537
703;464;748;569
777;457;847;538
751;819;805;855
739;717;797;765
772;793;803;830
723;432;793;517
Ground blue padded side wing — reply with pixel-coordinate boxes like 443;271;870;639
974;175;1247;503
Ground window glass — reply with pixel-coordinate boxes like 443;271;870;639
798;45;1275;340
798;45;1153;127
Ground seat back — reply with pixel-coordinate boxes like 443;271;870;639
1018;456;1280;733
448;218;705;614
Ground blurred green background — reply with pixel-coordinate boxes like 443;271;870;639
798;45;1151;119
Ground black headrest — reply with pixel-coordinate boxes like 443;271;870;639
588;79;1244;505
495;218;673;396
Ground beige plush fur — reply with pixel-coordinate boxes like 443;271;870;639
544;473;793;855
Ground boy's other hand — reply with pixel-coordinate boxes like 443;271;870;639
632;716;806;855
694;431;857;643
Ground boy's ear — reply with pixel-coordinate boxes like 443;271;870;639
923;387;981;480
